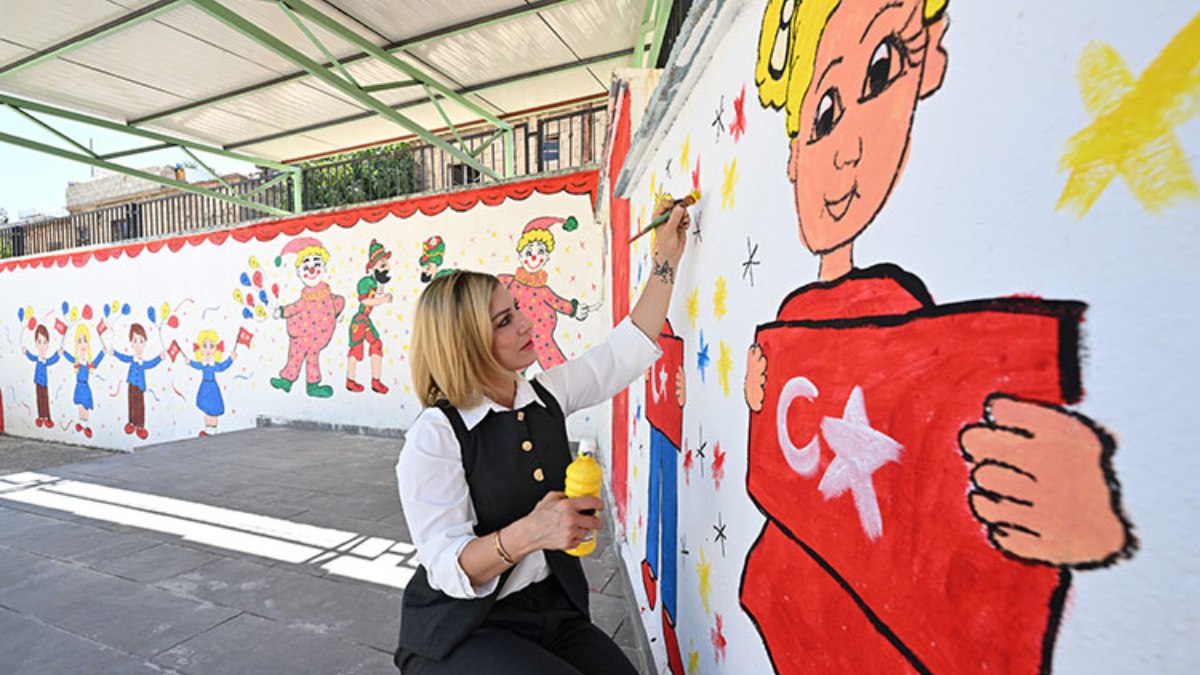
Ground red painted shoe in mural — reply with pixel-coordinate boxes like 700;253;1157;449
371;379;389;395
35;418;43;428
124;422;135;434
662;608;683;675
83;427;92;439
641;559;657;609
199;430;208;438
346;379;364;393
136;427;148;440
45;418;54;428
75;423;83;433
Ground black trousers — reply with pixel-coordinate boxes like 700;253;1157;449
396;577;640;675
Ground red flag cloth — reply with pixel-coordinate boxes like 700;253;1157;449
741;266;1082;675
646;321;684;448
166;340;182;363
96;319;107;336
54;318;67;335
237;327;254;348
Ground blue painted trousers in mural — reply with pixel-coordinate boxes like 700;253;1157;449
646;426;678;619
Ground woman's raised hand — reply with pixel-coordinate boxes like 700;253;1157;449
520;491;604;552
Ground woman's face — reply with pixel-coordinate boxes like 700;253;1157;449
788;0;940;254
489;286;536;373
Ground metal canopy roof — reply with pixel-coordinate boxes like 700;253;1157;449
0;0;660;169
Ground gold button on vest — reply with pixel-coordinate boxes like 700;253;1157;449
521;440;533;452
516;411;525;422
533;468;545;482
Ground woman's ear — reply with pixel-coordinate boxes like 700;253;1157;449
920;18;950;99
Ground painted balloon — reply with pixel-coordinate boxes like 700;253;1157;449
240;272;251;287
61;301;69;316
103;303;111;318
82;305;93;321
148;306;157;324
248;256;260;269
271;283;280;298
121;303;131;316
242;308;253;320
234;289;244;303
69;307;79;322
167;316;180;329
252;270;263;288
161;303;170;320
255;305;267;319
17;307;23;321
27;317;37;330
258;290;268;304
246;294;255;308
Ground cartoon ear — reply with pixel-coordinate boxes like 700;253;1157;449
920;16;950;99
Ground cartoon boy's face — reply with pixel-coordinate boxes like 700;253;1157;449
520;241;550;272
788;0;947;255
131;333;147;357
298;253;326;287
35;333;49;355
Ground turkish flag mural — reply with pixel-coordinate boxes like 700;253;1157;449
741;296;1084;674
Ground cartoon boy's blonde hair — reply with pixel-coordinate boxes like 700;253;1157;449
294;245;329;267
516;228;555;255
195;329;223;361
756;0;949;138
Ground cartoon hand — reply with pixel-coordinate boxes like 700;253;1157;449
745;344;767;412
959;394;1133;568
575;303;589;321
272;306;284;320
675;363;686;408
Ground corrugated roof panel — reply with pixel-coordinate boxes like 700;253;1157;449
1;59;185;121
326;0;521;42
0;42;33;68
200;0;377;64
184;80;367;139
406;16;573;87
539;0;642;58
466;61;620;113
145;104;314;148
0;0;158;56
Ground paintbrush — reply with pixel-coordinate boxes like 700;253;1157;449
628;189;701;244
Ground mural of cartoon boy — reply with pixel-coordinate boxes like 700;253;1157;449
188;329;235;437
496;216;590;370
113;322;162;440
739;1;1134;673
418;235;445;283
62;323;105;439
270;236;345;398
25;323;62;428
346;239;393;394
641;318;686;675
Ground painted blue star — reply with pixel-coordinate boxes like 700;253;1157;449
696;330;711;383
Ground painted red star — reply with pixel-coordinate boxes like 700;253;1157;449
691;156;702;192
712;441;727;491
711;613;728;663
730;85;747;141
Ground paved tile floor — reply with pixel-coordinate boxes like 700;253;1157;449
0;429;651;674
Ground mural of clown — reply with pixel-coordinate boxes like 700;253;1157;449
270;236;345;398
346;239;393;394
496;215;590;370
418;235;446;283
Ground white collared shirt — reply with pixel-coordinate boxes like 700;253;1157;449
396;317;661;600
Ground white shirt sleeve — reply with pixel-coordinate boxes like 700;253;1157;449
537;316;662;417
395;408;500;599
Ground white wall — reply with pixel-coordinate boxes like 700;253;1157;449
614;1;1198;673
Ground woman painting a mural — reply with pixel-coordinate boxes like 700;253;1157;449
189;329;236;437
393;200;691;674
62;323;105;438
740;0;1134;673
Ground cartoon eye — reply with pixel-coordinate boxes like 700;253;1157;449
862;36;906;102
810;88;844;142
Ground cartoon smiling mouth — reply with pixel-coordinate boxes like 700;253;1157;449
824;184;859;222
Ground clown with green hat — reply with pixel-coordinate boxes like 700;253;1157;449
419;235;446;284
347;238;393;394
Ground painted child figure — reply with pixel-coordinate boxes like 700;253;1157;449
113;322;162;440
641;318;686;675
25;323;61;428
271;236;346;398
740;1;1134;673
497;216;590;370
62;323;105;439
347;239;393;394
188;329;236;436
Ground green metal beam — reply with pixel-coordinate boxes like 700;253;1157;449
4;104;97;158
0;131;293;217
187;0;500;181
278;1;361;90
361;80;420;94
0;0;188;79
645;0;675;68
99;143;175;161
277;0;514;177
0;92;293;172
129;0;583;127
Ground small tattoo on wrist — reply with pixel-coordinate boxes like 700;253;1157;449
653;257;675;284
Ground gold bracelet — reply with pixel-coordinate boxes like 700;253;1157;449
494;529;516;565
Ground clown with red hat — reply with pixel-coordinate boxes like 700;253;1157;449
269;236;345;398
346;239;393;394
496;215;589;370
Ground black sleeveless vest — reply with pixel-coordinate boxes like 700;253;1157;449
395;379;590;662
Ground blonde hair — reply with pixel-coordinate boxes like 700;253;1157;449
195;329;223;361
516;228;555;255
756;0;949;138
74;324;91;366
409;270;508;409
294;245;329;267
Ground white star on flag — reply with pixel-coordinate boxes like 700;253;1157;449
818;386;903;540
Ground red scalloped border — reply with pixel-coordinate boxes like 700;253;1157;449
1;170;599;274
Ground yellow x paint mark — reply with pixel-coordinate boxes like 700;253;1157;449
721;158;739;210
1058;13;1200;217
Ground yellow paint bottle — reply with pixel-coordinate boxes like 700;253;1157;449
565;438;602;557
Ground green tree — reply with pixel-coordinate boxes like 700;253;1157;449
299;142;421;210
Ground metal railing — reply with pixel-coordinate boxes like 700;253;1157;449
0;105;607;260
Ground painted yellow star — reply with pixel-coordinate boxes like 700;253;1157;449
696;546;713;614
721;158;738;210
687;646;700;674
713;277;727;320
717;340;733;397
1058;14;1200;217
681;135;691;171
686;288;700;330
